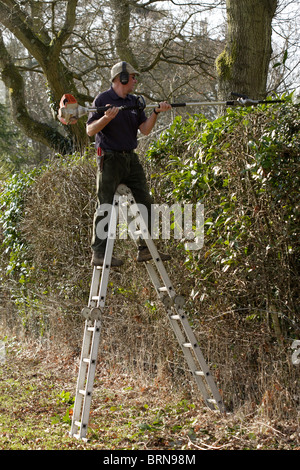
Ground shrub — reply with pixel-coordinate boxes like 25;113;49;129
147;96;300;341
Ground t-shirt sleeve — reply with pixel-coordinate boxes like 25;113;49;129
138;109;147;126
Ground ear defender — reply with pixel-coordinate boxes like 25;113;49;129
119;61;129;84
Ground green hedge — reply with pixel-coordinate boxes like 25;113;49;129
147;95;299;337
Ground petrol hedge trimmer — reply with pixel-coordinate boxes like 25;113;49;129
58;92;284;125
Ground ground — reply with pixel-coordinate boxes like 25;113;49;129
0;337;299;451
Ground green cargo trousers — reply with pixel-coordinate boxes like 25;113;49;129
91;150;154;254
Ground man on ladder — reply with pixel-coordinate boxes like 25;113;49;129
86;61;172;267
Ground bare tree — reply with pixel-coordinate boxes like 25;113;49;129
0;0;222;154
3;0;297;155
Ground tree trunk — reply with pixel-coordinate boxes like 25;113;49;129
111;0;139;69
216;0;278;100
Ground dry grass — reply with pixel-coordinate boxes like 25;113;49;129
0;336;299;450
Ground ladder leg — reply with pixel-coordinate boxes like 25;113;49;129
96;196;119;308
70;321;92;437
120;187;225;413
70;319;101;439
70;192;121;439
78;319;101;439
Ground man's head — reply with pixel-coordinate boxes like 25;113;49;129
111;61;139;96
111;61;139;84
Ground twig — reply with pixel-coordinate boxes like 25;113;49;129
187;437;229;450
255;421;287;437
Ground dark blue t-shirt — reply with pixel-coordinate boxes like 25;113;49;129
87;87;147;151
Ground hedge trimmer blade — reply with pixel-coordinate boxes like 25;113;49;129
231;92;284;106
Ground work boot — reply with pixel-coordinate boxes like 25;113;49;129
91;252;124;267
136;246;171;262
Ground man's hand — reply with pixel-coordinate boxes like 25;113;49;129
86;105;119;136
154;101;172;113
104;105;119;120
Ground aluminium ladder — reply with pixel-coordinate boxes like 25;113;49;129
70;184;225;440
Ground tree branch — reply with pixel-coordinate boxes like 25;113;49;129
111;0;139;68
0;0;88;148
0;31;72;154
0;0;49;63
50;0;78;59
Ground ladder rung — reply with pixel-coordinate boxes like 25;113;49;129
92;296;99;300
158;286;168;292
183;342;192;348
170;314;180;320
75;421;81;427
195;370;205;376
82;358;90;363
79;389;86;395
207;398;217;404
87;327;95;332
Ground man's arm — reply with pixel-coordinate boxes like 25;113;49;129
139;101;171;136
